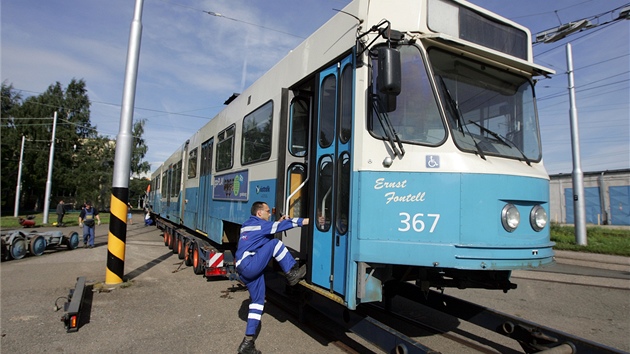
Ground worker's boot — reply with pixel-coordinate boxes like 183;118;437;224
285;264;306;286
237;337;261;354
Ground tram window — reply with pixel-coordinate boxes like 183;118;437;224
188;148;198;179
161;171;167;197
335;152;350;234
369;45;445;146
430;48;541;161
171;161;182;198
216;125;235;171
242;101;273;165
316;155;333;231
290;97;309;157
286;164;307;218
339;65;353;144
319;74;336;148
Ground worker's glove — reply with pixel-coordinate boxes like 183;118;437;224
79;223;83;227
97;220;101;226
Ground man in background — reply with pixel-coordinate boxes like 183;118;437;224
56;200;65;227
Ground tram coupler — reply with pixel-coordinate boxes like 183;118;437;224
500;321;566;353
536;343;577;354
60;276;87;332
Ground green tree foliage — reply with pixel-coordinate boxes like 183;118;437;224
129;177;151;208
1;82;23;210
131;119;151;176
1;80;150;213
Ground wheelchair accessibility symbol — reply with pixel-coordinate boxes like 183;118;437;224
426;155;440;168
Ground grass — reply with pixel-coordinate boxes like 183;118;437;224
1;213;628;257
0;212;111;229
550;223;630;257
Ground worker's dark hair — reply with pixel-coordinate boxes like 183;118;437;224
251;201;266;215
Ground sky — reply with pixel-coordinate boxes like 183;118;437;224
2;0;628;176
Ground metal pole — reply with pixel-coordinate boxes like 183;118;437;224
566;43;587;246
14;135;26;217
42;111;58;224
106;0;144;285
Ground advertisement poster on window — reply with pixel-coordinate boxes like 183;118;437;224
213;170;249;201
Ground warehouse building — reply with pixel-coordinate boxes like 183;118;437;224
549;169;630;226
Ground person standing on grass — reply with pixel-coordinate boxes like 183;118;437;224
56;200;66;227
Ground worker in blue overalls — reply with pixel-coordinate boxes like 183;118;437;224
236;201;309;354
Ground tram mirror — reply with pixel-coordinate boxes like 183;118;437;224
377;47;401;96
379;92;398;112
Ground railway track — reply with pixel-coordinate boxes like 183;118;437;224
265;272;626;354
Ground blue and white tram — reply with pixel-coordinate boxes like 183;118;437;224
149;0;555;309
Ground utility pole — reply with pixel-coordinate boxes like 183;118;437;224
535;5;630;245
566;43;587;245
106;0;144;285
14;135;26;217
42;111;58;224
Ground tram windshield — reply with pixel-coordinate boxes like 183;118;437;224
369;45;446;146
429;48;542;162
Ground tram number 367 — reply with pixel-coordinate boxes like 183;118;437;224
398;213;440;233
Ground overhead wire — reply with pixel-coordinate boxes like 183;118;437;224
161;0;305;39
5;87;220;124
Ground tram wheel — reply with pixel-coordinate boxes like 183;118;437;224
184;239;193;266
29;235;46;256
10;237;27;260
192;243;204;275
177;237;185;259
172;235;179;254
66;232;80;250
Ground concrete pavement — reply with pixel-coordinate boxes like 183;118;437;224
0;223;349;354
1;223;628;353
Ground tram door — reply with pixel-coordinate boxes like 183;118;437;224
166;164;173;212
312;56;353;295
282;90;311;259
197;138;213;232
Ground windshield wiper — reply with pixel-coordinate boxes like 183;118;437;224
372;96;405;157
437;76;486;160
437;76;465;134
468;120;531;166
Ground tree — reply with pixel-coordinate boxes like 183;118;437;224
129;177;150;208
4;79;96;211
1;82;23;210
131;119;151;176
1;79;151;214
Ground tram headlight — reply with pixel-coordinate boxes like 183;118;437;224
530;205;548;232
501;204;520;232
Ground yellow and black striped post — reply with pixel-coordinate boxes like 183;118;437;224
105;0;144;284
106;188;129;284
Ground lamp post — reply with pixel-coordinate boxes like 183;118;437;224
535;22;592;245
535;5;629;244
565;43;587;246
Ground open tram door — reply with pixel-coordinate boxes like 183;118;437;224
279;88;312;260
280;54;354;297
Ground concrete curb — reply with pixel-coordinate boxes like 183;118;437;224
554;250;630;271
